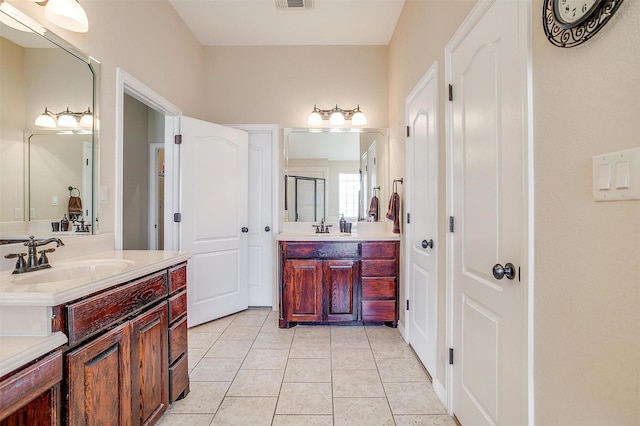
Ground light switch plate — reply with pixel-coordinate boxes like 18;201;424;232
593;147;640;201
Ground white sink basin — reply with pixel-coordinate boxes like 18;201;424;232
314;233;351;237
11;259;135;285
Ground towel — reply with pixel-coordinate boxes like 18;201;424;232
368;195;379;221
68;195;83;219
385;192;401;234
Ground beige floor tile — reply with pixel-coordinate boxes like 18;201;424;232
212;397;277;426
294;326;331;339
284;358;332;383
330;325;366;337
252;332;294;349
190;315;236;333
289;340;331;359
384;382;447;415
332;369;385;397
275;383;333;415
189;357;243;382
394;415;458;426
365;326;403;340
331;348;377;370
188;332;221;349
371;341;416;359
331;334;371;349
333;397;394;426
156;413;215;426
272;415;333;425
188;348;207;369
242;348;290;369
168;381;229;414
227;369;284;397
231;311;269;326
376;358;429;382
219;325;261;341
205;339;253;358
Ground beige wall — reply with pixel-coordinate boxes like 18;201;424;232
389;0;639;423
388;0;475;389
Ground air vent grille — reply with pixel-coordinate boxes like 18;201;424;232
275;0;314;9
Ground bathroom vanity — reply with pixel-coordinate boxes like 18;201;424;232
0;247;190;425
277;234;400;328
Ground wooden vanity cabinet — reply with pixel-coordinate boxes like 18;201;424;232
167;264;189;403
0;350;63;426
279;241;397;328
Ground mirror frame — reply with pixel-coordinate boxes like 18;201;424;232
283;127;390;223
0;0;100;235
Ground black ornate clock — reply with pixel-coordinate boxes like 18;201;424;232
543;0;625;47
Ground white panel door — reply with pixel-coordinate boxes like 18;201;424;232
181;116;249;327
247;130;274;307
449;0;529;424
406;63;438;378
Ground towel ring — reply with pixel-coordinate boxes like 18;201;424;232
68;186;80;197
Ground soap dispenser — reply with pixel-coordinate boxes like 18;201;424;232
60;214;69;232
339;215;346;233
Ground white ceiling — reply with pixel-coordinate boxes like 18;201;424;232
168;0;405;46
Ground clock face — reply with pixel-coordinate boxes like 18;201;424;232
554;0;602;26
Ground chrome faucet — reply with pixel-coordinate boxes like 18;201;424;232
4;236;65;274
312;219;332;234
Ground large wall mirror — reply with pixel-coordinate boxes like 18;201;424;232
284;128;389;223
0;2;98;236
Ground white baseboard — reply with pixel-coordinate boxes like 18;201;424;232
397;320;407;341
432;377;448;409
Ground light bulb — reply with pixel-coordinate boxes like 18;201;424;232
35;108;56;128
329;109;345;126
44;0;88;33
351;110;367;126
57;108;78;128
79;107;93;129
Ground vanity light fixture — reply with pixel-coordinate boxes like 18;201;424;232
30;0;89;33
307;105;367;127
35;107;93;129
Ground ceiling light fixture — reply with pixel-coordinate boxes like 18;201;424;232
35;106;93;129
29;0;89;33
307;104;367;127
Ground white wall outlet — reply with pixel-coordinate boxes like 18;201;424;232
52;196;59;206
593;147;640;201
14;207;23;220
29;208;35;219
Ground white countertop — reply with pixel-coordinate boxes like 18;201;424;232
0;332;67;377
276;232;400;242
0;250;191;306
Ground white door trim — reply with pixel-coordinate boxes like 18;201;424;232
115;68;181;250
444;0;534;423
148;143;163;250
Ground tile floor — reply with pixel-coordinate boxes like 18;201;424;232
158;308;454;426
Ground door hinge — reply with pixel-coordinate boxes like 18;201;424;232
448;84;453;101
173;213;182;223
174;134;182;145
373;157;376;165
406;300;410;311
449;348;454;365
449;216;455;233
406;125;410;137
407;213;411;224
518;266;521;282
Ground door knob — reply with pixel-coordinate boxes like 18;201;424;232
421;239;434;249
492;263;516;280
265;226;271;232
241;227;249;233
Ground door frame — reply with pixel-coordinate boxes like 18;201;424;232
229;124;280;310
444;0;534;422
404;61;442;401
148;143;164;250
115;68;181;250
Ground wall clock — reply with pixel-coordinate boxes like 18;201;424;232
543;0;625;48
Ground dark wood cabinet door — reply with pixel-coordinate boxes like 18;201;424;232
67;322;132;426
324;260;359;322
284;259;323;322
131;303;169;426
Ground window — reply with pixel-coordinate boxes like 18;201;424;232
338;173;360;220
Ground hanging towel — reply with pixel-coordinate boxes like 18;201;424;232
68;195;83;218
385;192;401;234
368;195;379;221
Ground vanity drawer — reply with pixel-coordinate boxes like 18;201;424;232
361;260;397;277
67;271;168;345
169;263;187;294
362;278;396;299
362;300;396;322
169;353;189;403
285;242;359;259
361;242;397;259
168;290;187;323
169;316;188;365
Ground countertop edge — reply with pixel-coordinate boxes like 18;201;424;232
275;233;401;242
0;332;67;378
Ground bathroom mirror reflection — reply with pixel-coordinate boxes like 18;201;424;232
283;128;389;223
0;3;98;235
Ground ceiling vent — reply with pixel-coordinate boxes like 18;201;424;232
275;0;314;10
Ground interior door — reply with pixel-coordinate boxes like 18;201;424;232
180;116;249;327
247;130;274;307
449;0;528;424
405;63;438;378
